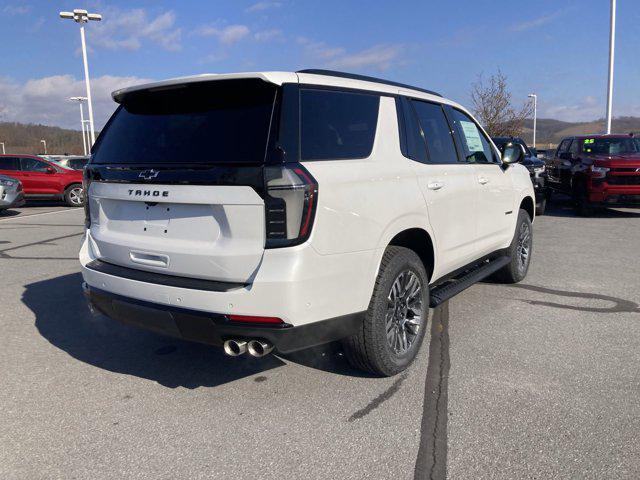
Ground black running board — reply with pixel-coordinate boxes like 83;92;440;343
429;256;511;307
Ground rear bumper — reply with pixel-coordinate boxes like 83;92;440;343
84;285;364;353
0;190;25;209
80;231;379;327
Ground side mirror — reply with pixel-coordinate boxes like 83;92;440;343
502;142;525;165
45;166;56;174
529;147;538;157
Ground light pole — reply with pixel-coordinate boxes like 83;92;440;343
528;93;537;149
59;9;102;146
82;120;91;154
69;96;88;155
0;142;5;155
40;140;47;155
605;0;616;134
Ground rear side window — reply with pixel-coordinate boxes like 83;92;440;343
301;89;379;160
92;79;278;165
410;100;458;164
0;157;19;170
449;109;499;164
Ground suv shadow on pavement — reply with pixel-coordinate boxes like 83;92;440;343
23;272;368;387
23;272;288;389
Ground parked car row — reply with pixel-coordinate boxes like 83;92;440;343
547;134;640;215
492;134;640;216
0;154;85;207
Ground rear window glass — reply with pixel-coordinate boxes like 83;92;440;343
301;89;379;160
92;79;278;165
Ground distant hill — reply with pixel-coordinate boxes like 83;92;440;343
0;122;90;155
3;117;640;156
521;116;640;149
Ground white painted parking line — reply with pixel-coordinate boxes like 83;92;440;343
0;208;84;222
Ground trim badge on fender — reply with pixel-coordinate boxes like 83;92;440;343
139;169;159;180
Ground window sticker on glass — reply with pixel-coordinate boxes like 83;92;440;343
584;138;595;153
460;121;484;152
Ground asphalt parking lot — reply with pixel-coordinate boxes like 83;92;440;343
1;200;639;480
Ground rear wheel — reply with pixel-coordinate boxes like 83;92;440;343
64;184;84;207
342;246;429;376
491;209;532;284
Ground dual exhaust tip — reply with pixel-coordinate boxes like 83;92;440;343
223;339;274;358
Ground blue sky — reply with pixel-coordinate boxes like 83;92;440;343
1;0;638;129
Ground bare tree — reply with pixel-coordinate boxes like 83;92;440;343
470;70;533;137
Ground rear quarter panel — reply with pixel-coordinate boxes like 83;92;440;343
303;96;433;307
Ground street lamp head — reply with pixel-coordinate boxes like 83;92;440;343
528;93;537;99
59;9;101;23
69;96;88;102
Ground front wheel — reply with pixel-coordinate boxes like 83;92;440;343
572;182;592;216
64;184;85;207
342;246;429;376
491;209;533;284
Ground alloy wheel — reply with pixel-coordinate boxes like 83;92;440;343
385;270;423;355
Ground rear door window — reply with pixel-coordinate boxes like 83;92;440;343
300;89;380;160
449;109;499;164
92;79;278;165
410;100;458;164
0;157;19;170
20;158;51;172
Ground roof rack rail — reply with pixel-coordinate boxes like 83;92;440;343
297;69;442;97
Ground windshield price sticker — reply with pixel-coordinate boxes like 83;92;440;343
460;121;484;152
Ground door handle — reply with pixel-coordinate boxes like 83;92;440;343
478;177;490;185
427;181;444;191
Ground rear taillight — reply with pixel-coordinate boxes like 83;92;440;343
264;164;318;248
82;168;92;228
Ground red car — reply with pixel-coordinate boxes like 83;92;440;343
547;134;640;215
0;154;85;207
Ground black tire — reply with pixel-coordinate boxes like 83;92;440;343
572;182;592;216
536;197;547;216
64;184;85;207
491;209;533;284
342;246;429;376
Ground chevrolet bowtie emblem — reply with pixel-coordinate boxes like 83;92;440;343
139;169;160;180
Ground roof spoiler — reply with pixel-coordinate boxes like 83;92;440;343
111;72;294;104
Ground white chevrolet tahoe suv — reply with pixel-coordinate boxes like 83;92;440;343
80;70;534;376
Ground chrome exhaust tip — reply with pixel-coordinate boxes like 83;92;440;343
247;340;274;358
223;339;247;357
